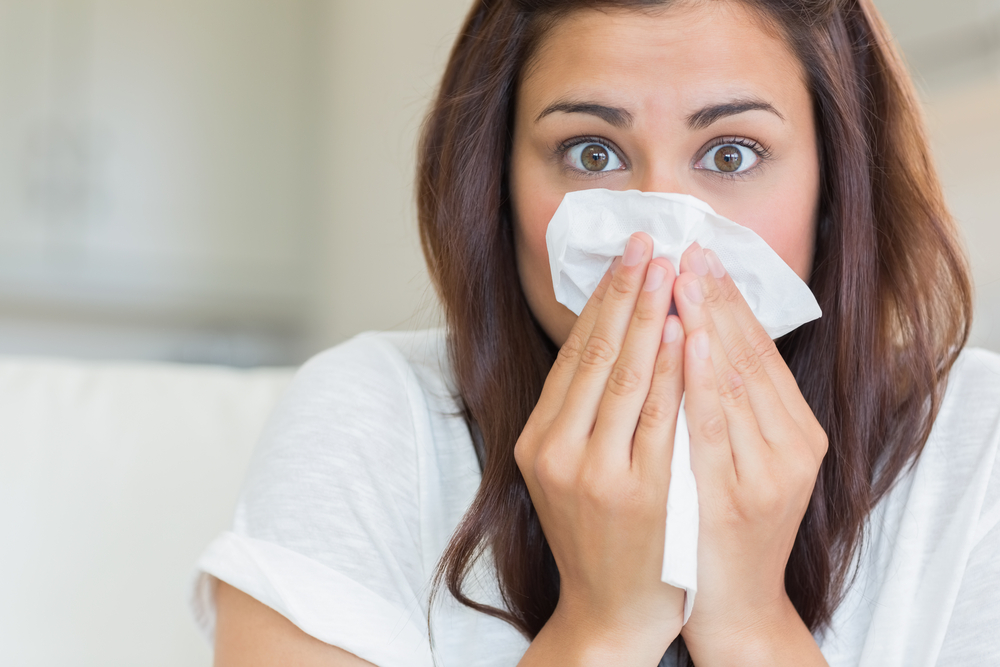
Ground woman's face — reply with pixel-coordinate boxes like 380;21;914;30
510;1;821;347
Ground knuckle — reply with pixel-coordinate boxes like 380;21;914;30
751;334;781;364
513;436;530;472
579;463;640;510
717;369;747;404
607;268;637;300
813;426;830;458
639;392;673;426
721;280;742;303
555;331;586;368
606;363;643;397
729;344;764;380
579;467;613;505
703;282;726;307
631;301;660;327
579;334;618;370
654;346;681;377
798;420;829;467
792;453;819;488
534;445;571;490
772;449;819;502
700;413;729;444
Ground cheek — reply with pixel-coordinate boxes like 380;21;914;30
724;196;817;281
510;143;565;288
707;170;820;281
517;185;563;271
511;155;579;345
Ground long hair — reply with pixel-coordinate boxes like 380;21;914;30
417;0;973;640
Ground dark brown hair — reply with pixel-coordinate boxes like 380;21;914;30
417;0;972;642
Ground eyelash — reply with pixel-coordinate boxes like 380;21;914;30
555;135;629;176
697;136;773;181
554;135;773;180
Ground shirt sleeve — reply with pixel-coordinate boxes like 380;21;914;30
191;333;436;667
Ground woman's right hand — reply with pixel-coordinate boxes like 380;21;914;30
514;232;687;665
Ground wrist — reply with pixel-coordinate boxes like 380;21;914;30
682;595;827;667
523;598;681;667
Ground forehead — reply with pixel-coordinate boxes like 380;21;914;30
520;2;808;121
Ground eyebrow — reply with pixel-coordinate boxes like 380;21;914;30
686;99;785;130
535;97;784;131
535;101;634;129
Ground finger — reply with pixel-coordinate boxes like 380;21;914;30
683;329;737;484
632;314;685;481
532;257;619;424
699;247;816;425
674;250;765;469
556;232;654;441
589;257;676;466
703;251;825;464
681;246;803;447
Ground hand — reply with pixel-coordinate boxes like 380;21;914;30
672;243;829;665
514;232;685;665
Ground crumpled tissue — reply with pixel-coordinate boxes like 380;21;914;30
545;188;822;623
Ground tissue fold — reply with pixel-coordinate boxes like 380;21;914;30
545;189;822;623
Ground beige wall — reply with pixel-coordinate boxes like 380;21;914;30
0;0;322;365
925;79;1000;352
305;0;471;352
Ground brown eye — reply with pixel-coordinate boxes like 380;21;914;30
567;140;623;173
696;140;761;175
714;145;743;172
581;144;610;171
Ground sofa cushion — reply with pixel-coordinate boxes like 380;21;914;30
0;355;294;666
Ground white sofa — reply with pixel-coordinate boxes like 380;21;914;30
0;355;296;666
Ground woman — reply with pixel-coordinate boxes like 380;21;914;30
196;0;1000;665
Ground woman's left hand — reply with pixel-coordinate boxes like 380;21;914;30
672;243;829;666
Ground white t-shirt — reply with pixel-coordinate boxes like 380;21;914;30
192;328;1000;666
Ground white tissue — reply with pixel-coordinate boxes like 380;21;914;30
545;189;821;623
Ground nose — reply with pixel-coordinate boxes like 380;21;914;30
634;164;688;196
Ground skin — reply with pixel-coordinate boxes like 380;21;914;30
214;2;829;665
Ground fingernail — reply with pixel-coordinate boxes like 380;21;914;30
684;279;704;304
610;257;622;273
689;247;709;276
643;263;666;292
664;318;681;343
705;250;726;279
623;235;646;267
694;331;710;359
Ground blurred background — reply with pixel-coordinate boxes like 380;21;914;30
0;0;996;367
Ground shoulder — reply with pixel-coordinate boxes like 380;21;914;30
263;328;456;445
943;347;1000;521
287;328;454;412
236;328;462;536
889;347;1000;553
820;348;1000;664
942;347;1000;410
929;347;1000;462
193;330;485;665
